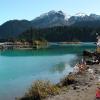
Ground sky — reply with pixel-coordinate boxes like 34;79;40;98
0;0;100;25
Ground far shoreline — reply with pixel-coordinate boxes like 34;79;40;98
0;41;96;51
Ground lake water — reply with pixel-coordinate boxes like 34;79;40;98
0;43;96;100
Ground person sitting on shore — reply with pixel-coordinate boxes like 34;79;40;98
73;60;87;74
78;62;87;74
78;64;84;73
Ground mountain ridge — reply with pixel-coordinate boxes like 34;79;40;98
0;10;100;39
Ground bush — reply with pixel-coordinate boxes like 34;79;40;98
60;73;76;86
19;80;60;100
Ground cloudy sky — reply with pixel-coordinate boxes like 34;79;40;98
0;0;99;25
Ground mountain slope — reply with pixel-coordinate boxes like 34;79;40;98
68;14;100;26
31;10;68;28
0;20;31;39
0;11;100;39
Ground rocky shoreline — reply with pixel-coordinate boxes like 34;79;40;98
46;64;100;100
19;63;100;100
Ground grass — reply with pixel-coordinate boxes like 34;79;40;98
18;80;60;100
17;73;77;100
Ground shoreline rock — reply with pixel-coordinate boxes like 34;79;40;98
46;64;100;100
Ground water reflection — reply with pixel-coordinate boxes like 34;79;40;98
0;44;96;57
50;62;67;73
50;54;80;73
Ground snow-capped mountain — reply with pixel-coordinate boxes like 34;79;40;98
89;14;100;20
33;10;68;21
31;11;100;27
68;13;100;26
31;10;68;28
1;10;100;39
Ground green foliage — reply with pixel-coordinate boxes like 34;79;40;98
1;25;99;42
18;26;98;42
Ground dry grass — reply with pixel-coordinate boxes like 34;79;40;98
18;80;60;100
17;73;77;100
60;73;76;86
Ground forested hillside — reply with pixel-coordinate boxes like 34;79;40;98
19;26;98;42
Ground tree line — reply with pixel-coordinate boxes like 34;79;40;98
18;26;100;42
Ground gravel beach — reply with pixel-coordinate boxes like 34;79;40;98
46;64;100;100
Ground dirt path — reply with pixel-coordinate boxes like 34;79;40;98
47;83;96;100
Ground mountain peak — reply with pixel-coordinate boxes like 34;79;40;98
48;10;57;14
34;10;68;20
31;10;68;28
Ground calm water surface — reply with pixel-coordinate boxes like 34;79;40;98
0;43;96;100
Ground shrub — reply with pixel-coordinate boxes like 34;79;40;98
60;73;76;86
19;80;60;100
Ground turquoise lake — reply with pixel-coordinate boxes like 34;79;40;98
0;43;96;100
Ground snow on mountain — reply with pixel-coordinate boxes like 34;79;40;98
31;10;69;28
34;10;68;21
75;12;87;17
